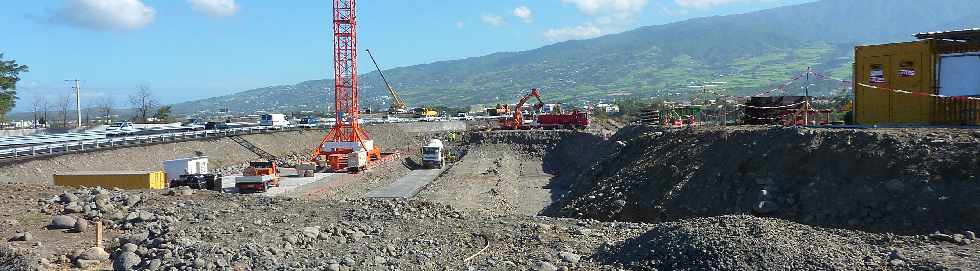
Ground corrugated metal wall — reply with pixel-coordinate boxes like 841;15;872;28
855;40;980;125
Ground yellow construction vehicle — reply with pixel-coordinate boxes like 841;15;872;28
366;49;409;114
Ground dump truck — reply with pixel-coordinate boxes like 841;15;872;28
421;139;445;169
536;110;590;129
235;161;281;193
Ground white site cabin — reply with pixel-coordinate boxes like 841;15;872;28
163;156;209;181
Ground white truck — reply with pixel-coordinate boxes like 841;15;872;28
421;139;444;169
260;114;290;127
164;157;220;189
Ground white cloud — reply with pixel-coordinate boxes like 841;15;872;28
544;23;602;42
456;21;465;29
674;0;749;9
560;0;648;16
188;0;239;17
547;0;647;42
481;14;506;27
512;6;533;23
49;0;156;31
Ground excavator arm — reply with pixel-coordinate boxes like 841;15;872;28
501;88;544;129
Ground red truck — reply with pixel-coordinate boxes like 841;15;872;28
535;110;590;129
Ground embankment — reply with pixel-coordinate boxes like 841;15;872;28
554;126;980;234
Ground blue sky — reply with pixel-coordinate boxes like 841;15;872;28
3;0;815;112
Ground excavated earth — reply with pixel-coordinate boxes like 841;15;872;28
2;124;980;270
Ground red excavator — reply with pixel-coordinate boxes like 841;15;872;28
498;88;545;130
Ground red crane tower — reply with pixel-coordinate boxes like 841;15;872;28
311;0;382;172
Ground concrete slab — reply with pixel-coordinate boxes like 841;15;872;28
364;169;444;199
220;173;337;196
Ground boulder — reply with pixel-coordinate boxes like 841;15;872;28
78;247;110;261
49;215;77;229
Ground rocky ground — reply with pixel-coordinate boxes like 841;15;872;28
2;123;979;270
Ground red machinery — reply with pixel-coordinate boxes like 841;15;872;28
498;88;544;130
537;109;590;129
311;0;382;172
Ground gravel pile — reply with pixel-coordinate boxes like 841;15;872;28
601;215;894;270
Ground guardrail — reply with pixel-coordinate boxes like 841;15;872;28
0;125;316;161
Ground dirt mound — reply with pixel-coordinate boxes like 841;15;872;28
557;126;980;234
599;215;893;271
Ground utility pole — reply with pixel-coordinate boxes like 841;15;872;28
65;79;82;128
803;67;810;126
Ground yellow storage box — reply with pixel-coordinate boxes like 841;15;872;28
53;171;167;190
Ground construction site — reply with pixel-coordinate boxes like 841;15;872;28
2;1;980;271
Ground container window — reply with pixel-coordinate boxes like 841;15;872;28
869;64;886;83
898;61;916;77
939;54;980;96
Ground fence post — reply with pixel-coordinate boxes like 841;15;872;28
31;146;35;156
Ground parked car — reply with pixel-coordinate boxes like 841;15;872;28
105;122;138;136
205;122;230;130
299;116;320;128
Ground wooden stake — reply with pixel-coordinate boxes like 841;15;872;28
96;221;103;248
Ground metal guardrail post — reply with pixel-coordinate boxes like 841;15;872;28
80;140;84;151
30;146;35;156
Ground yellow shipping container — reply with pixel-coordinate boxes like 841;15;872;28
855;30;980;125
53;171;167;190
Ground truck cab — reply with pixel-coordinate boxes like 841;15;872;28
421;139;444;169
236;161;281;193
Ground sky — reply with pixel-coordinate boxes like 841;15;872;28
2;0;815;112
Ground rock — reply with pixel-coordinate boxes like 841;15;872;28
559;251;581;263
327;263;341;271
966;231;976;240
61;192;79;203
9;232;33;242
147;259;162;270
79;246;110;261
121;243;138;253
285;235;300;244
613;200;627;207
536;261;558;271
373;255;387;265
65;202;84;213
753;201;779;215
76;259;102;269
888;259;906;266
888;249;905;260
302;226;321;239
73;218;89;233
112;252;141;270
179;189;195;197
885;179;905;192
928;233;956;243
49;215;77;229
317;232;332;240
126;195;142;206
194;258;208;268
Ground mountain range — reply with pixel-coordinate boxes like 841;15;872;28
171;0;980;114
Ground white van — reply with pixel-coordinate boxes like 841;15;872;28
260;114;290;127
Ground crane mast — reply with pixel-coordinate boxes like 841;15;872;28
311;0;382;171
365;49;407;113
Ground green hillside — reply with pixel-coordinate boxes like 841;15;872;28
171;0;980;114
